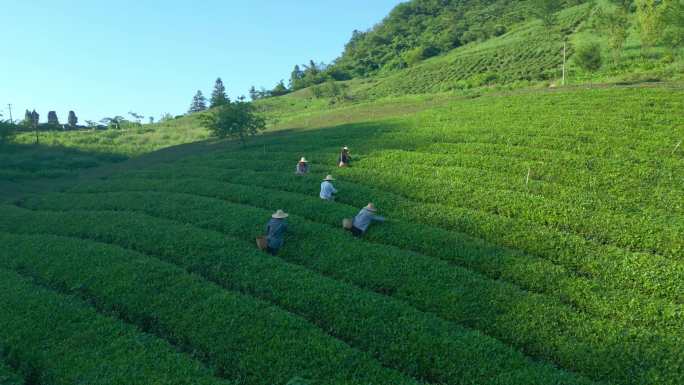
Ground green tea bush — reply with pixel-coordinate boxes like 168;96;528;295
0;229;415;385
16;191;683;385
0;206;592;385
0;268;231;385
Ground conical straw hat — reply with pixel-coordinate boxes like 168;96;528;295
272;209;289;219
323;175;335;181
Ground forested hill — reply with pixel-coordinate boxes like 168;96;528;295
330;0;587;78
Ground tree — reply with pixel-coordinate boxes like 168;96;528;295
30;110;40;144
23;109;31;125
636;0;663;51
100;116;126;129
210;77;229;108
530;0;563;28
67;111;78;128
189;90;208;113
47;111;59;127
574;42;603;82
149;116;155;124
0;120;16;144
595;7;630;62
660;0;684;52
85;120;97;129
128;111;144;126
289;65;305;90
271;80;289;97
199;100;266;146
248;86;260;101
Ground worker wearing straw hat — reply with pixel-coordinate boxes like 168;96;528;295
320;175;338;201
349;203;385;237
295;157;309;175
338;146;351;167
265;209;289;255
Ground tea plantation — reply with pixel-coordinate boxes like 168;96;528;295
0;84;682;384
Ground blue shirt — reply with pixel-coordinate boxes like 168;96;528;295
266;218;288;249
320;181;338;200
352;208;385;232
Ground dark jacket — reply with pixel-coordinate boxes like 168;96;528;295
339;151;351;164
266;218;288;250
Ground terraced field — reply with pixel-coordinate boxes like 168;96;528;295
1;85;682;384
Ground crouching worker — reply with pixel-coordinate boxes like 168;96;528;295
349;203;385;237
295;157;309;175
266;209;289;255
320;175;337;201
338;146;351;167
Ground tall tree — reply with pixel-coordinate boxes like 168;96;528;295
636;0;663;51
660;0;684;52
210;78;229;108
289;65;305;90
23;109;31;125
67;111;78;128
574;42;603;84
47;111;59;127
30;110;40;144
189;90;208;113
248;86;260;101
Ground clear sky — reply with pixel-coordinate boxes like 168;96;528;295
0;0;402;123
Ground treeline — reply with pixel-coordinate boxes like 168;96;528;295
249;0;588;98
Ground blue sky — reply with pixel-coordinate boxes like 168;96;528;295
0;0;402;123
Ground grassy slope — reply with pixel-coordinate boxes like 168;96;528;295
2;84;682;384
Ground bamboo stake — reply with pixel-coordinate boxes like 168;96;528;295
526;167;531;187
672;140;682;155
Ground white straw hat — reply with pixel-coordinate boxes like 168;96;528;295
300;157;308;163
343;146;349;150
323;175;335;181
365;203;377;212
272;209;289;219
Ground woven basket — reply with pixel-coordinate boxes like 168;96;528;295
342;218;353;230
256;236;267;250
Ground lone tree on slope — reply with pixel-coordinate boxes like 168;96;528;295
68;111;78;128
210;78;229;108
189;90;208;113
200;99;266;146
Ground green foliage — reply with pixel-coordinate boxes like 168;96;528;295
574;41;603;73
46;111;59;127
594;6;630;61
200;100;265;145
67;111;77;127
660;0;684;51
530;0;564;27
2;84;683;384
0;267;231;385
330;0;577;78
189;90;208;113
0;120;16;144
210;77;229;107
636;0;663;50
270;80;290;96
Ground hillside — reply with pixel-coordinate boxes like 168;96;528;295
1;84;682;384
1;0;683;383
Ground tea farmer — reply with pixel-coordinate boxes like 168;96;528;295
266;209;289;255
295;157;309;175
338;146;352;167
320;175;338;201
349;203;385;237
